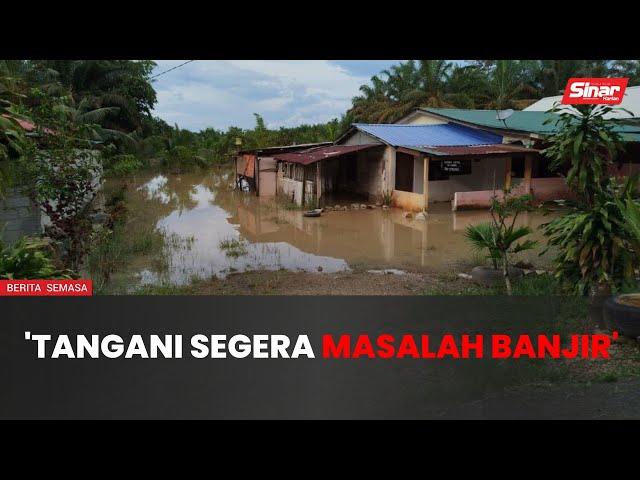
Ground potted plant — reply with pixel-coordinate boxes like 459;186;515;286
464;192;537;295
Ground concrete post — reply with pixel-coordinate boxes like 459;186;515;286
385;146;396;192
423;156;430;211
504;157;512;191
524;154;533;194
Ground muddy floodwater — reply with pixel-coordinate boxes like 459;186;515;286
102;168;557;290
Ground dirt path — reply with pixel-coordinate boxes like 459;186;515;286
185;270;445;295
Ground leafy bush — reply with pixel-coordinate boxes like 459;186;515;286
161;145;210;171
542;104;638;295
542;177;640;295
544;104;625;204
104;154;144;177
0;237;71;279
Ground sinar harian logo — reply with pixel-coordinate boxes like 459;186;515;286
562;77;629;105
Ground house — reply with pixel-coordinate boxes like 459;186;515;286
235;142;331;198
236;106;640;212
394;107;640;203
261;121;540;211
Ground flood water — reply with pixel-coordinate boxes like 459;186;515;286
103;168;556;289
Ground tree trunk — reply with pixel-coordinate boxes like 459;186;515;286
588;282;612;329
502;255;512;295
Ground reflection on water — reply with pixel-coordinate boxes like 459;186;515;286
106;168;556;287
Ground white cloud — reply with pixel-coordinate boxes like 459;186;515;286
150;60;397;131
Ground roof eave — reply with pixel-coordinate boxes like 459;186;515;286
417;108;543;140
335;124;392;146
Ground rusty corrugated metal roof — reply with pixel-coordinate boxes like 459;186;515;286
238;141;332;156
273;144;381;165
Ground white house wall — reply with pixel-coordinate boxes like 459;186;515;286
395;111;448;125
410;156;508;202
341;130;383;146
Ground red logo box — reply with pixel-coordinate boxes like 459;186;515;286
562;77;629;105
0;279;93;296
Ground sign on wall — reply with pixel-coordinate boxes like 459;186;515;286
440;159;471;175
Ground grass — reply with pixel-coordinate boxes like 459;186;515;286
275;196;318;211
88;221;166;293
87;190;177;293
424;272;562;296
132;283;199;295
218;237;248;258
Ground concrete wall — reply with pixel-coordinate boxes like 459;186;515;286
452;177;572;210
409;157;507;202
428;157;507;202
355;149;386;200
0;189;43;245
413;156;425;194
257;157;277;197
530;177;572;203
396;112;448;125
341;131;383;146
279;177;304;206
392;190;423;212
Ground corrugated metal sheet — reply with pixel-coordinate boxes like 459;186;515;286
238;142;332;156
524;85;640;120
421;107;640;138
273;144;381;165
404;144;538;157
353;123;502;147
420;108;559;134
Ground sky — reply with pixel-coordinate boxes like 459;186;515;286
151;60;401;131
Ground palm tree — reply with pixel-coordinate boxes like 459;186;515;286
484;60;540;110
445;64;491;108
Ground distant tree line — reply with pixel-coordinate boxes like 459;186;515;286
3;59;640;180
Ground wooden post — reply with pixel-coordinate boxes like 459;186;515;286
504;157;512;191
255;157;260;196
524;154;533;194
423;156;429;211
316;162;322;207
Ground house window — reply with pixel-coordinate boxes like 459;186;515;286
511;154;525;178
429;160;450;181
283;162;299;180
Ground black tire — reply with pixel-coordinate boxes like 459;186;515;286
603;296;640;339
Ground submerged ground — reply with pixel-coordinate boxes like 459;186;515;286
96;167;555;294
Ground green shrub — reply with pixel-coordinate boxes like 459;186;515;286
105;154;144;177
0;237;72;279
542;177;640;295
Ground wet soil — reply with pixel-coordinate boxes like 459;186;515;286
180;269;445;295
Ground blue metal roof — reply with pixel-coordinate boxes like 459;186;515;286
353;123;503;147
